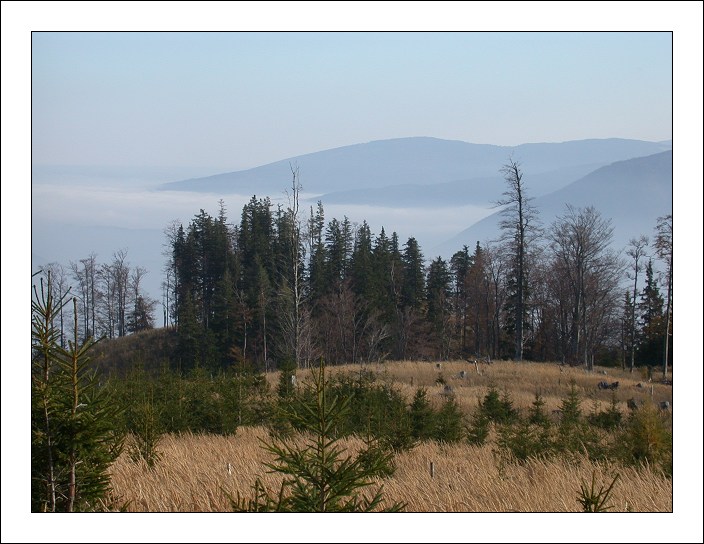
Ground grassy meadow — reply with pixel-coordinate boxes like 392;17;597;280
107;359;673;513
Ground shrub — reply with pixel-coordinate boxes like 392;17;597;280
479;385;518;425
528;392;551;428
497;419;555;463
432;396;465;443
409;388;436;441
615;403;672;476
555;379;607;460
466;410;490;446
558;379;583;429
126;391;163;468
588;391;623;431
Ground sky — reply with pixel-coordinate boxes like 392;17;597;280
30;30;673;172
4;2;704;542
24;12;683;316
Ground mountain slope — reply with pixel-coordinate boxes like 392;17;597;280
312;162;604;207
432;150;673;258
159;137;671;197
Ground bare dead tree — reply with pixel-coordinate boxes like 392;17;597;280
281;162;309;369
112;249;130;337
42;263;70;347
495;158;540;361
626;236;649;373
69;254;97;341
549;205;619;370
162;219;183;328
97;262;116;339
654;214;672;379
483;242;507;360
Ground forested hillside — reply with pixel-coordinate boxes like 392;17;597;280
156;171;672;376
36;162;673;378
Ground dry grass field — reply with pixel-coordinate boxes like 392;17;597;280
108;427;671;513
107;359;673;513
283;358;674;417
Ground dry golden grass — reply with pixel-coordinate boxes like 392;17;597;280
266;358;673;416
108;359;672;513
382;440;671;512
108;426;671;513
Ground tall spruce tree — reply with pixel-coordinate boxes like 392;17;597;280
350;220;374;302
450;245;472;355
636;259;664;367
467;242;490;357
307;201;327;308
396;237;426;358
402;237;426;311
426;257;452;359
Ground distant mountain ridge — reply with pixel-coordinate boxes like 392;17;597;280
432;150;673;259
159;137;671;198
314;162;605;207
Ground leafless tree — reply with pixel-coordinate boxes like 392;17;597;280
111;249;130;337
70;253;97;340
284;163;307;369
548;205;621;370
495;158;540;361
162;268;173;328
483;242;507;360
41;262;70;347
654;214;672;379
626;236;649;373
97;263;116;338
162;219;183;327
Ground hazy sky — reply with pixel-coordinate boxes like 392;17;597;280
31;30;673;172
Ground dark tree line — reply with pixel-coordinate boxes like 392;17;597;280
160;164;672;374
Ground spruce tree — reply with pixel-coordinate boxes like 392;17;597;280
231;360;405;512
450;245;472;354
636;259;665;366
409;387;435;441
433;396;465;443
32;273;124;511
426;257;452;359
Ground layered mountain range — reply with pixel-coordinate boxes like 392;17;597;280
160;136;673;258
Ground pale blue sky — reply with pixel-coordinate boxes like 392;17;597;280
32;30;672;172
